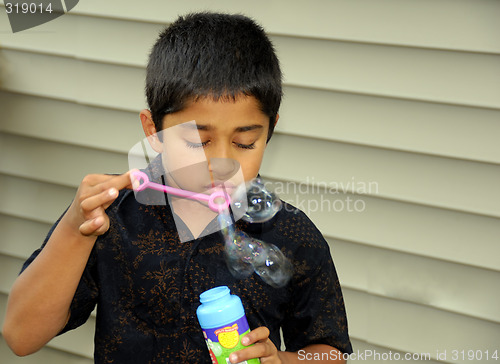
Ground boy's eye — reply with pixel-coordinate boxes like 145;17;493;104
184;140;256;150
186;140;210;149
235;142;256;150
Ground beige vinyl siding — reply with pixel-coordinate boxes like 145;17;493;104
1;1;499;363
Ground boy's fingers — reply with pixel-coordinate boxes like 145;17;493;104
79;172;133;211
230;327;275;363
229;341;275;363
73;172;133;236
80;188;119;213
242;327;270;345
79;215;108;236
82;171;133;193
81;174;115;188
108;170;134;191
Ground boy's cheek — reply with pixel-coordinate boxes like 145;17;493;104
241;155;265;181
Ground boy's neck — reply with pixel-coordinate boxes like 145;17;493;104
170;197;218;240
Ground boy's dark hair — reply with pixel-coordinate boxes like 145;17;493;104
145;12;282;141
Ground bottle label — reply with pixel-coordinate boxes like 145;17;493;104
202;315;260;364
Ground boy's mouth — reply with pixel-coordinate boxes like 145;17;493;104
204;181;237;195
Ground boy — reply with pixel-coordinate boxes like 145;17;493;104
3;12;352;363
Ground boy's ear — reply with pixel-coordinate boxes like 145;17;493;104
140;109;163;153
274;113;280;127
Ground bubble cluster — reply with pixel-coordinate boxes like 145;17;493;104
219;180;292;288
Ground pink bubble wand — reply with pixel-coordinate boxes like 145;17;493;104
131;170;231;213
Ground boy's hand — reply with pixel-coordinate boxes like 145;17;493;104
65;171;133;237
229;327;281;363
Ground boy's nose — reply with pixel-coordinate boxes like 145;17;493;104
208;158;240;181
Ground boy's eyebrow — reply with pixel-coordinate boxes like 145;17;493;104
178;122;212;131
234;124;263;132
179;123;263;132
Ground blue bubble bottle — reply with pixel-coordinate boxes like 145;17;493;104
197;286;260;364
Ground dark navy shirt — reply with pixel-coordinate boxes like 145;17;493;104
22;165;352;363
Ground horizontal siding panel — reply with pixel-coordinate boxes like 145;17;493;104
0;214;52;259
2;0;495;53
262;134;500;218
0;335;93;364
330;239;500;323
0;293;95;359
3;90;499;166
276;37;500;109
0;92;144;154
0;255;25;295
343;288;500;363
0;133;128;187
279;86;500;165
48;319;95;359
0;12;160;67
0;174;75;224
350;339;441;364
0;49;146;112
269;177;500;271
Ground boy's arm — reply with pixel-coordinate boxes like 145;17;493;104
230;327;346;363
2;172;132;356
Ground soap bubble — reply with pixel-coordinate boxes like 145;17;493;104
241;238;266;265
232;178;282;223
223;230;255;279
221;225;292;288
217;178;292;288
252;243;293;288
217;212;236;239
223;230;250;259
224;253;255;279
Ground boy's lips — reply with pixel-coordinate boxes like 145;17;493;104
204;181;236;195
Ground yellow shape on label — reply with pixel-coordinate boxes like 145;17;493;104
217;324;240;349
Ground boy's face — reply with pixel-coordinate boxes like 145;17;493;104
143;95;272;194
